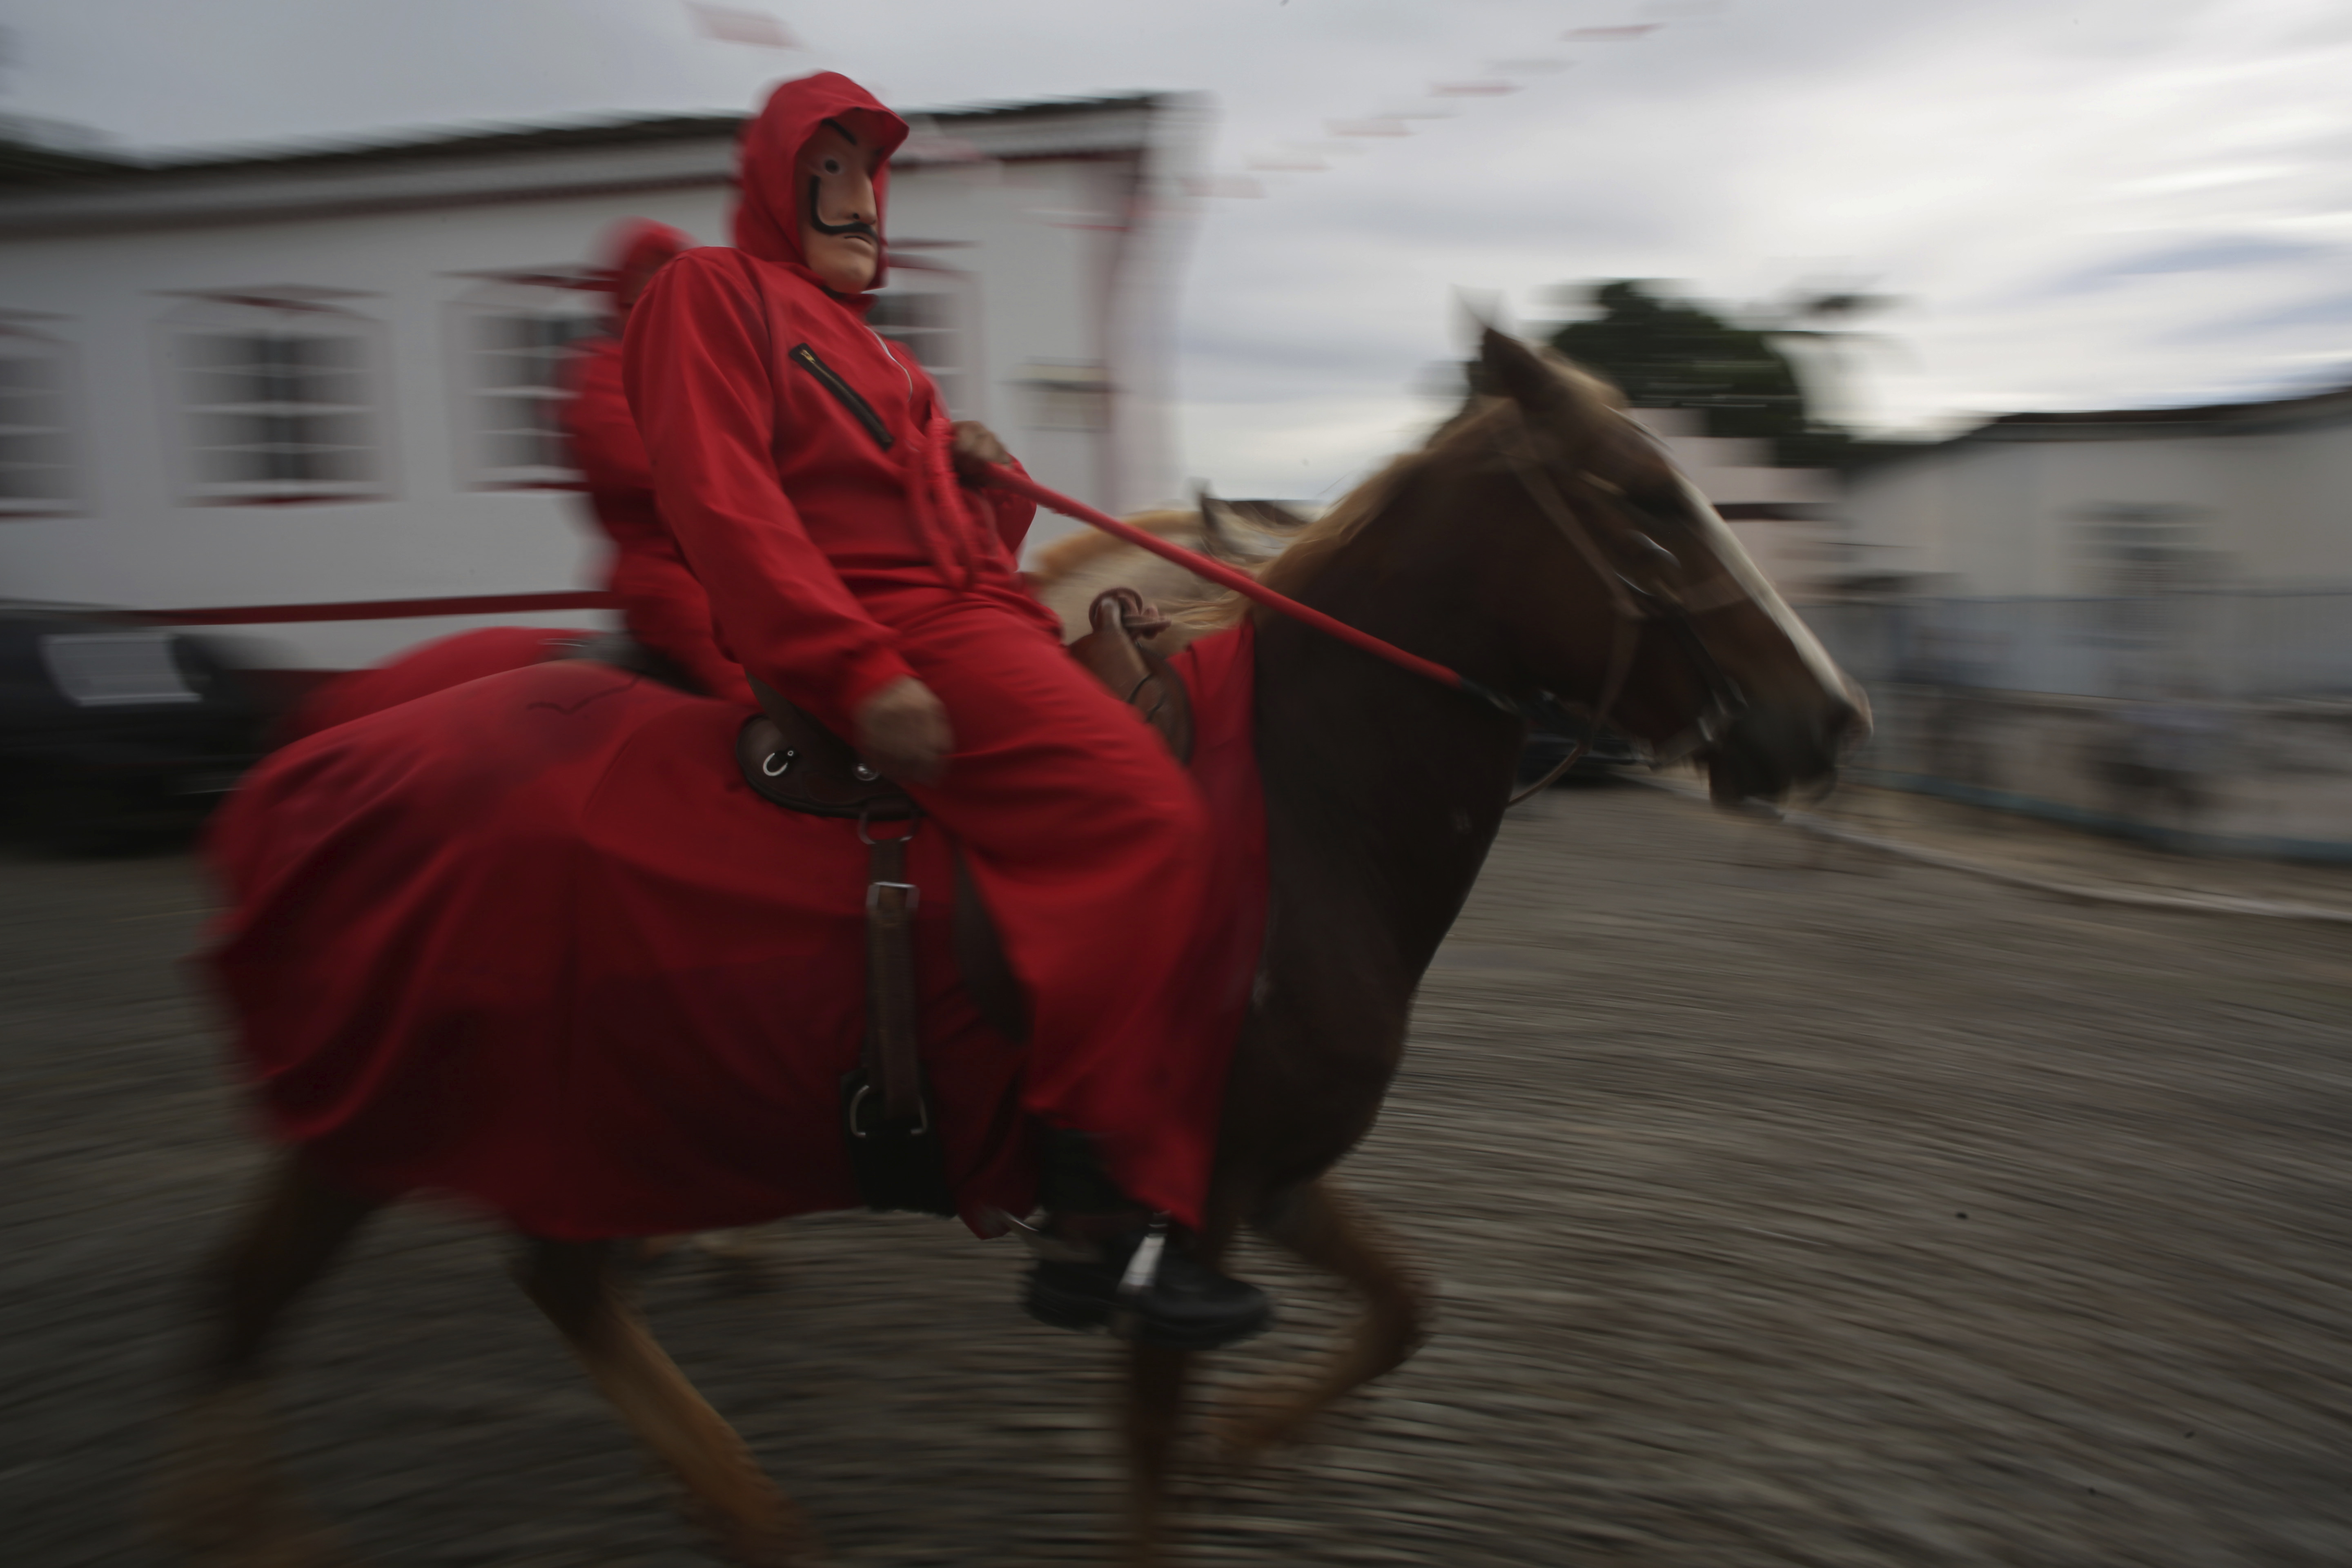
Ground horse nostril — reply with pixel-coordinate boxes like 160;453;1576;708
1812;690;1869;760
1835;680;1874;744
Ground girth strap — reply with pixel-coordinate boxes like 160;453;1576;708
840;805;954;1216
861;814;925;1124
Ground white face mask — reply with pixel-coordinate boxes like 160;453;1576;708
797;120;882;293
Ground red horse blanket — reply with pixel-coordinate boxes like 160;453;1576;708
281;626;591;744
204;626;1265;1241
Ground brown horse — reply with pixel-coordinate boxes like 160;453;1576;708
157;330;1862;1566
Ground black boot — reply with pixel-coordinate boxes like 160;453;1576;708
1019;1131;1272;1350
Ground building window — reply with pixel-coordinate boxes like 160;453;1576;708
1018;360;1110;432
2078;504;2211;594
0;322;80;517
869;257;981;421
445;270;606;489
158;290;390;506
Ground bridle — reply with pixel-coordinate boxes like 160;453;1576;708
1497;416;1752;805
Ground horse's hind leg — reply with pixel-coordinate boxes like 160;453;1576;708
516;1237;824;1567
1214;1177;1431;1457
155;1152;382;1564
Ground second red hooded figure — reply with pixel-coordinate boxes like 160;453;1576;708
563;218;753;704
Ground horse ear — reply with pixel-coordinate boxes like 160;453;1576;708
1479;328;1569;420
1196;487;1291;565
1195;485;1241;565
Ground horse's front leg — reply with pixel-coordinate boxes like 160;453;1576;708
1118;1208;1245;1567
1214;1177;1430;1457
515;1238;824;1566
1123;1341;1197;1567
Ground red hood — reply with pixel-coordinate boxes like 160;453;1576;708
596;218;693;323
733;72;908;292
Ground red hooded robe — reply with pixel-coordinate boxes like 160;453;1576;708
562;219;753;704
622;74;1227;1225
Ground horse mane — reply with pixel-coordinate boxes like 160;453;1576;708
1028;508;1199;591
1196;343;1641;626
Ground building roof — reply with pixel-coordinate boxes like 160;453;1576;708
0;93;1182;238
1844;381;2352;481
1970;381;2352;442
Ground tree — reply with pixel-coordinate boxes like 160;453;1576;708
1544;280;1854;469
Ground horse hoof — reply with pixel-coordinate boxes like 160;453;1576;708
691;1226;779;1263
719;1526;832;1568
679;1497;829;1568
153;1385;361;1567
156;1493;358;1567
155;1480;358;1568
1205;1382;1319;1461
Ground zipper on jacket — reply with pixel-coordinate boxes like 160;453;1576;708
788;343;894;451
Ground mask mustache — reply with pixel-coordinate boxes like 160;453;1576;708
806;177;878;241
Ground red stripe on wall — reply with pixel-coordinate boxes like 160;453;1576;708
130;590;622;626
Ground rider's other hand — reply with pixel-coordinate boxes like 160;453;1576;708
854;676;952;784
949;420;1011;482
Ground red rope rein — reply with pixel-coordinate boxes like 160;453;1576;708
986;465;1512;708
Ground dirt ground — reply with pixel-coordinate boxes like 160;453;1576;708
4;782;2350;1566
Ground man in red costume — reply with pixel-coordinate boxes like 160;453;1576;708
624;73;1267;1348
563;220;753;704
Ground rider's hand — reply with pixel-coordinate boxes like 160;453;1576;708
949;420;1011;483
853;676;952;785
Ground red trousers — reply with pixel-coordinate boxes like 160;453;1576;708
887;592;1216;1225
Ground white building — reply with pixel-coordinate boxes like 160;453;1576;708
0;94;1202;676
1813;386;2352;860
1836;386;2352;597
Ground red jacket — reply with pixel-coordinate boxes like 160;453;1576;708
622;72;1049;737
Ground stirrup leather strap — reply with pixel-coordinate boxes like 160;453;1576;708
862;822;925;1125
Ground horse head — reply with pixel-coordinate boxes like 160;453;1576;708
1414;329;1867;804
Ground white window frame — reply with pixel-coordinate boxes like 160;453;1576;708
156;288;392;507
870;255;985;423
0;316;83;519
1017;359;1111;433
443;268;609;491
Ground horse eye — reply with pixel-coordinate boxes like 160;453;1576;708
1630;532;1679;570
822;158;842;174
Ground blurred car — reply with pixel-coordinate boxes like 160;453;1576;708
1516;694;1640;786
0;606;272;847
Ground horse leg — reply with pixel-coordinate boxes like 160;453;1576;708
1214;1177;1431;1457
514;1237;824;1567
1122;1342;1198;1567
154;1152;382;1565
1118;1209;1245;1568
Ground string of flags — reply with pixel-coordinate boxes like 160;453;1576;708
679;1;1712;204
1187;9;1703;201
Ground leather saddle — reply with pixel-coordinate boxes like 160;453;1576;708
626;588;1190;1217
732;587;1190;820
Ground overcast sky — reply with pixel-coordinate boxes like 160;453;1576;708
9;0;2351;499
